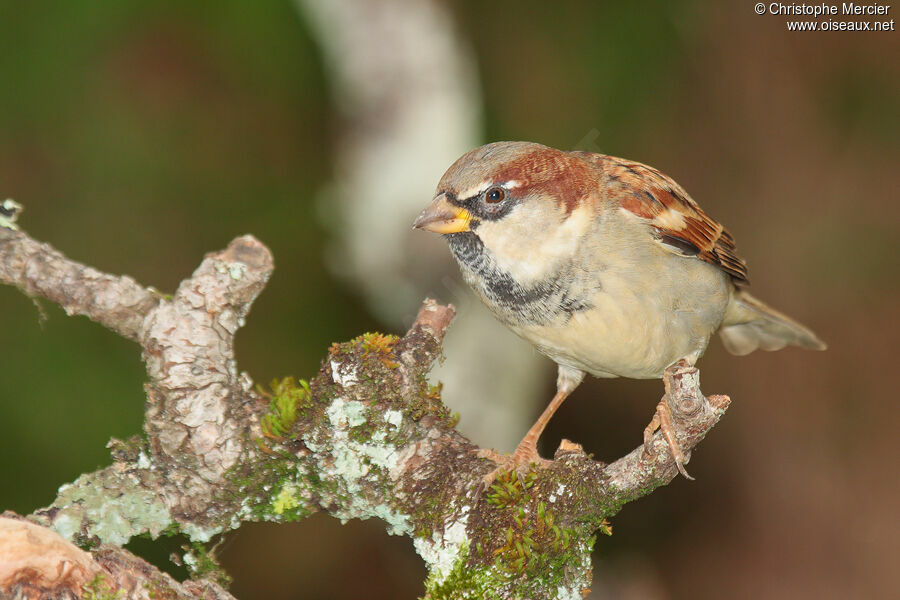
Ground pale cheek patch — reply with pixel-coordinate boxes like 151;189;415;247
557;205;593;240
476;216;545;282
478;203;590;283
531;205;591;263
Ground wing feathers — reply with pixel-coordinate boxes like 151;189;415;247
570;151;749;283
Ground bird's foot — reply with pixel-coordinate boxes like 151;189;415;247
476;441;551;488
643;395;695;480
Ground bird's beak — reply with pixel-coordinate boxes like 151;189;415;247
412;193;472;234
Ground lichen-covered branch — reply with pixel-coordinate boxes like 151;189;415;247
0;218;729;599
0;512;236;600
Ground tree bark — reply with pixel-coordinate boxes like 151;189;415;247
0;220;729;599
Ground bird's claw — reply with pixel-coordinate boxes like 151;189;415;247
476;444;551;489
643;395;695;480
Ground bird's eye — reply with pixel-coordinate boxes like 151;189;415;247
485;186;505;204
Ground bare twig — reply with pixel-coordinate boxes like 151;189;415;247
0;229;159;341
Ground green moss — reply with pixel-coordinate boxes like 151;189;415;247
485;471;536;509
412;493;447;539
422;543;504;600
269;475;314;522
183;540;232;587
271;483;300;515
258;377;311;441
421;530;591;599
403;374;452;423
223;441;314;526
487;501;579;579
468;471;591;594
359;332;400;368
330;332;401;372
326;333;454;432
141;579;180;600
426;382;442;399
82;574;123;600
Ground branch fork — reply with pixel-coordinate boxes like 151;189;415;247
0;221;730;599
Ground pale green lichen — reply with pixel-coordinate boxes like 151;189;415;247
555;584;585;600
328;397;367;428
330;361;360;387
384;409;403;428
301;396;412;536
136;451;152;470
52;472;172;545
369;503;413;536
214;260;247;280
228;262;246;280
552;539;594;599
180;521;223;543
52;513;83;542
413;514;470;584
548;482;567;504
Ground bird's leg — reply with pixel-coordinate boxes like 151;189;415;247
514;388;571;464
643;360;695;480
477;366;584;487
477;388;571;486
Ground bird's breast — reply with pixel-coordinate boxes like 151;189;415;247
517;258;731;379
447;231;731;379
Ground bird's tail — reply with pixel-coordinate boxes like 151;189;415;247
719;289;827;356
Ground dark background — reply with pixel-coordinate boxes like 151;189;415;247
1;1;897;598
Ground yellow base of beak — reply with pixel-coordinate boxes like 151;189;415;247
412;194;473;234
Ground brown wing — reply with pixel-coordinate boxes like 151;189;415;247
570;151;749;283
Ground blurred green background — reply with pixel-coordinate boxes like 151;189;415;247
1;1;897;598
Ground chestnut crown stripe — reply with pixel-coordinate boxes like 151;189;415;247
490;148;600;216
570;151;749;283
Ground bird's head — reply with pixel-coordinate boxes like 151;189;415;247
413;141;601;281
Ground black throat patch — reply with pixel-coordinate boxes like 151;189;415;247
445;232;593;326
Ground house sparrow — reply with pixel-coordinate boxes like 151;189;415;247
413;141;826;479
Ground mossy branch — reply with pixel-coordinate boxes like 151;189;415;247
0;219;729;599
